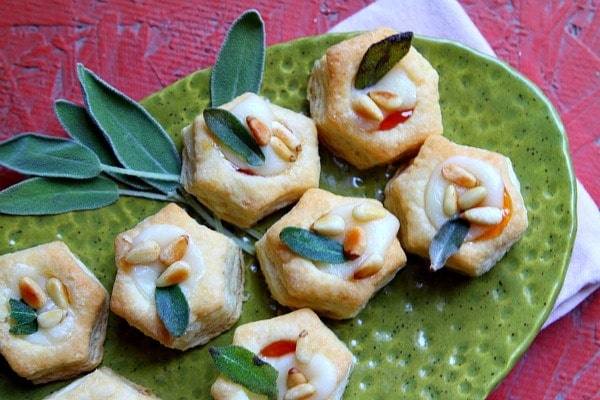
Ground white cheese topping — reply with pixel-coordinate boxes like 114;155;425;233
317;203;399;279
355;66;417;110
129;224;205;300
424;155;505;241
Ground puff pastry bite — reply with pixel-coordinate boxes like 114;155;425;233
110;203;244;350
211;308;354;400
180;92;320;228
307;27;443;169
0;241;108;384
43;367;159;399
256;188;406;319
384;135;528;276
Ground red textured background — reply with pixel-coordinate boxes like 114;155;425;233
1;0;598;398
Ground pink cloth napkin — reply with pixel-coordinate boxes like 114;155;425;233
329;0;600;328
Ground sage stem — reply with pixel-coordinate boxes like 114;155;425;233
102;164;180;182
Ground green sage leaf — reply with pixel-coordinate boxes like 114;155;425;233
77;64;181;194
0;176;119;215
9;298;38;335
210;9;265;106
155;285;189;337
279;226;348;264
354;31;413;90
203;107;265;166
0;133;101;179
54;100;152;190
429;218;470;271
209;345;278;400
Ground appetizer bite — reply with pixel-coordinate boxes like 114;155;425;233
210;308;354;400
180;92;321;228
0;241;108;384
256;188;406;319
43;367;160;399
307;28;443;169
110;203;244;350
384;135;528;276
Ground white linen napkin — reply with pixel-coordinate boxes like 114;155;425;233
329;0;600;328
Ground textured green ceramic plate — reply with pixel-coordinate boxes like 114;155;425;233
0;33;576;399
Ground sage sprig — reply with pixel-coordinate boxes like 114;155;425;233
9;298;38;335
279;226;348;264
429;218;470;271
155;285;189;338
354;31;413;90
203;108;265;166
210;10;265;107
209;345;278;400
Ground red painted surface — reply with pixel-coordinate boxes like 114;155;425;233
0;0;598;398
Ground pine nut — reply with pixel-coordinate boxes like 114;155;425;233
461;206;503;226
311;214;345;236
457;186;488;210
441;163;478;188
283;383;317;400
352;202;387;222
295;330;313;364
352;93;384;121
46;278;70;309
18;277;47;310
272;121;302;153
368;90;403;111
287;368;308;388
125;240;161;265
155;260;192;287
270;136;297;162
246;116;272;146
353;254;384;279
160;235;189;266
37;308;67;329
344;226;367;260
442;184;458;217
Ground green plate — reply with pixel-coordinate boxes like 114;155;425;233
0;33;576;399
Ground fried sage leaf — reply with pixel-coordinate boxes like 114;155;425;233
155;285;189;338
54;99;151;190
210;9;265;107
354;31;413;90
9;298;38;335
203;107;265;167
429;217;470;271
0;176;119;215
279;226;348;264
209;345;278;400
77;64;181;194
0;133;101;179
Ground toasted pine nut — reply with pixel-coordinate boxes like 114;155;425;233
125;240;161;265
286;368;308;389
295;330;313;364
19;277;47;310
160;235;189;266
352;202;387;222
457;186;488;210
270;136;297;162
352;93;384;121
344;226;367;259
246;116;272;146
460;206;503;226
37;308;67;329
283;383;317;400
368;90;403;111
272;121;302;152
47;278;70;309
442;184;459;217
441;163;478;188
353;254;384;279
156;260;192;287
311;214;345;236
